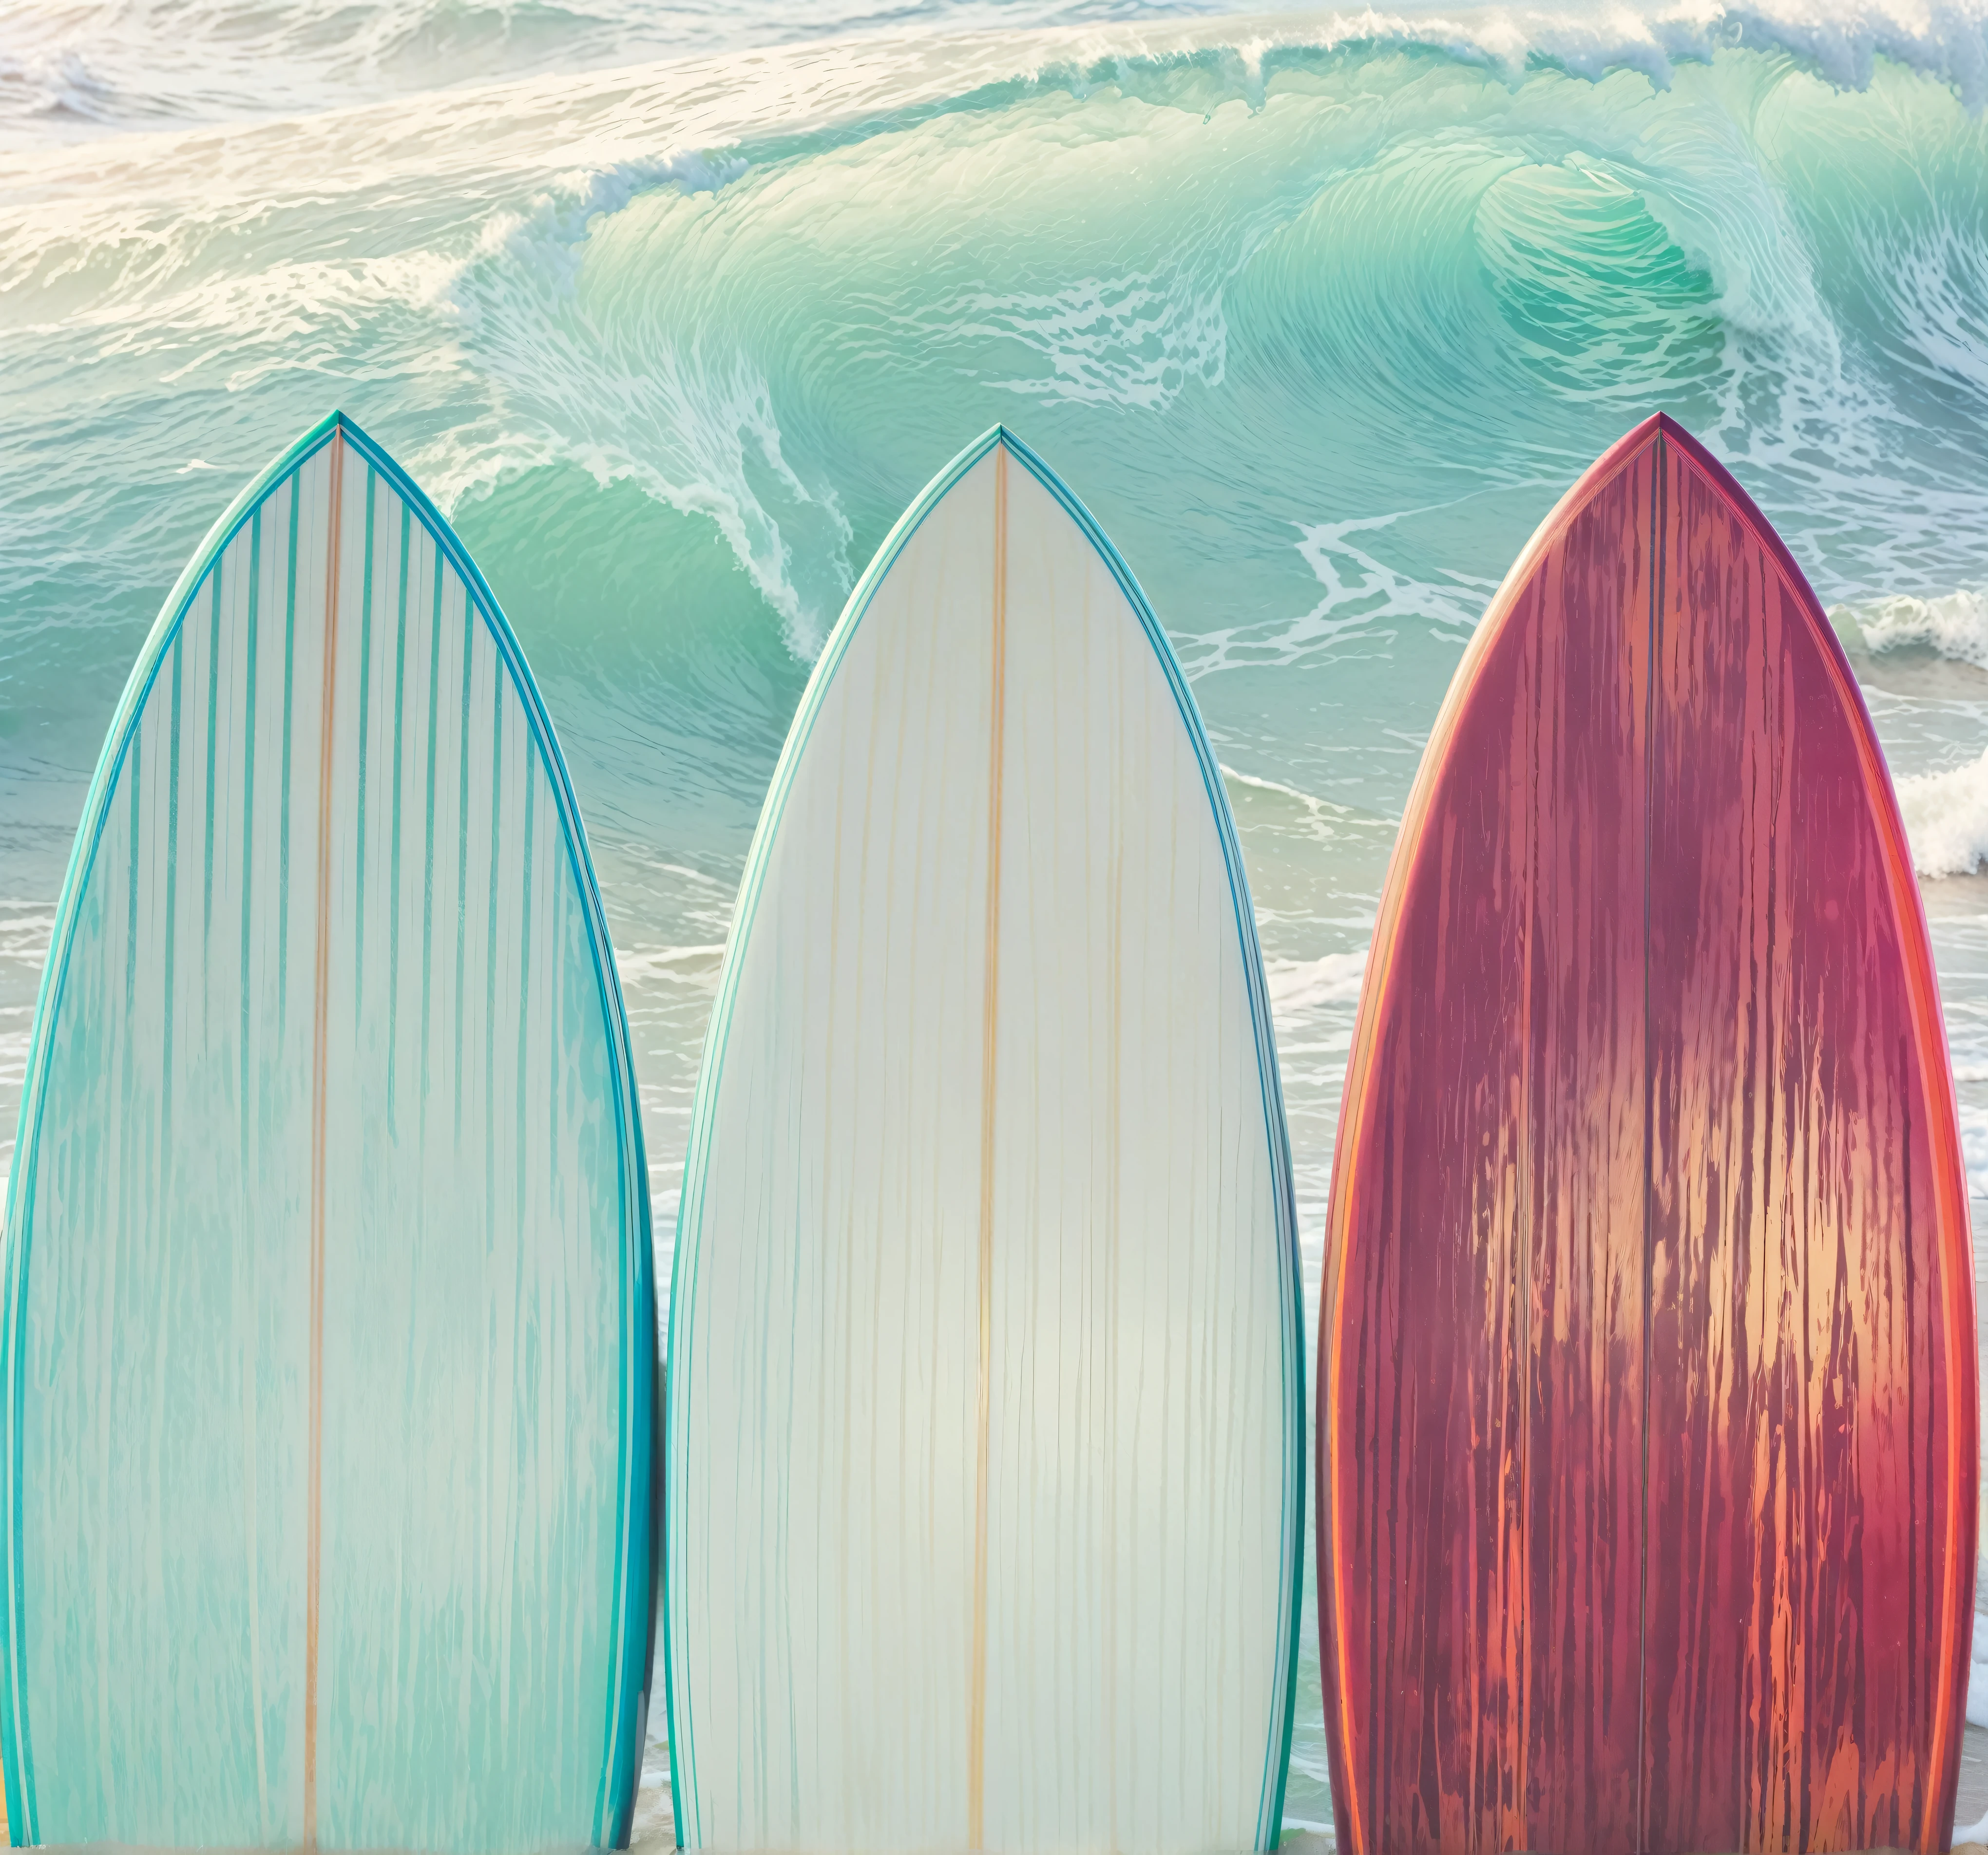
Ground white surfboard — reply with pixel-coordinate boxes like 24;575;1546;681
0;413;656;1853
663;427;1303;1855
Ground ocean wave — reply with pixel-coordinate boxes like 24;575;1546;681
614;943;728;986
1856;214;1988;421
1186;510;1503;675
4;1;1987;153
1265;948;1369;1019
1895;748;1988;878
432;147;860;657
896;272;1230;410
1956;1099;1988;1200
0;907;55;959
1833;586;1988;665
0;43;116;129
2;2;1986;812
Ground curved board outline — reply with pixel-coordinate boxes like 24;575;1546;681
0;411;659;1850
1317;411;1977;1853
663;424;1304;1851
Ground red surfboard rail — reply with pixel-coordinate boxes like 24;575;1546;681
1318;413;1977;1855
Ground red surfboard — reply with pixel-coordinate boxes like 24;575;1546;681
1318;413;1977;1855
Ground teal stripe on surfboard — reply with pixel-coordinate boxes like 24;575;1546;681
0;412;657;1853
664;426;1302;1855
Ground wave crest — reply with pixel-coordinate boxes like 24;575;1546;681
1834;587;1988;665
1896;748;1988;879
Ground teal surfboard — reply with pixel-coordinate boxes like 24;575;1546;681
0;413;656;1852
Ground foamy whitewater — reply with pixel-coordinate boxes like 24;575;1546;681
2;0;1988;1839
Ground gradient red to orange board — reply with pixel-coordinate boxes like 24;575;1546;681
1319;415;1977;1855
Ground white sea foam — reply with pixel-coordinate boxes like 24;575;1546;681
1859;216;1988;422
1246;1;1988;104
912;273;1230;411
448;326;856;657
1957;1097;1988;1199
627;1709;674;1854
3;0;1985;156
1294;514;1499;642
0;909;54;1231
1186;509;1501;676
1895;748;1988;878
615;943;727;986
1833;586;1988;666
1969;1615;1988;1817
409;148;858;657
1265;949;1369;1019
1220;766;1399;854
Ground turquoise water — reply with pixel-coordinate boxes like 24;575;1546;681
3;0;1988;1839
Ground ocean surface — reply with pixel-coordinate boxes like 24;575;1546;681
3;0;1988;1840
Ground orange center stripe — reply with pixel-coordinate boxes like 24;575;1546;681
967;439;1008;1855
303;429;344;1851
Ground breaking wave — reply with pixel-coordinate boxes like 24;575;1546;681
1897;749;1988;878
1835;586;1988;666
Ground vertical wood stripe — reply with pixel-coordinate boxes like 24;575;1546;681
302;430;344;1852
1632;430;1664;1855
967;443;1008;1855
0;414;655;1855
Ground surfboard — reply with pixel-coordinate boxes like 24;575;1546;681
0;412;657;1853
1318;412;1977;1855
663;426;1304;1855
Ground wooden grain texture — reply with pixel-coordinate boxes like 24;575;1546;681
1319;415;1976;1855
